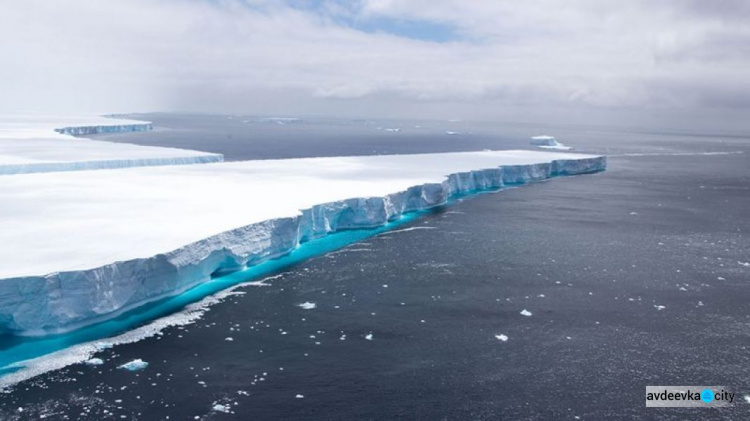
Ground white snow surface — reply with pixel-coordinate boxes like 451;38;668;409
0;149;604;334
0;114;223;174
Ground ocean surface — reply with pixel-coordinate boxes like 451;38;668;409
1;114;749;420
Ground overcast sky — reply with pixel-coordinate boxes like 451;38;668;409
1;0;748;130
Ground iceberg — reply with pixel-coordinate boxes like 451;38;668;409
530;135;572;151
0;150;605;336
0;114;223;175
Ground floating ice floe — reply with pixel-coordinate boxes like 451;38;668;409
298;302;317;310
84;358;104;366
520;309;533;317
495;334;508;342
118;359;148;372
365;333;374;341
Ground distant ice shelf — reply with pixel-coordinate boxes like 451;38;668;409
0;114;223;175
0;150;605;336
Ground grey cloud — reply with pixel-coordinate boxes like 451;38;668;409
0;0;748;131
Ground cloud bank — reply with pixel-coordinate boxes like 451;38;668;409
1;0;748;129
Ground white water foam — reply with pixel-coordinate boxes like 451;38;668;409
0;275;279;390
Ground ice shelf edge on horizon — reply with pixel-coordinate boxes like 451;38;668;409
0;150;606;336
0;114;224;175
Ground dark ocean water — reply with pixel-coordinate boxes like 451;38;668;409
1;115;749;420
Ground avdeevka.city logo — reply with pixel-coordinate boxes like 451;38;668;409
645;386;735;408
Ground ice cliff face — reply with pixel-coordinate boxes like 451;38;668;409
54;122;153;136
0;155;224;175
0;156;605;336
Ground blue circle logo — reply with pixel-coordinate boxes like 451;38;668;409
701;389;714;403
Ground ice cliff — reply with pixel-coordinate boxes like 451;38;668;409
0;155;605;336
54;122;153;136
0;155;224;175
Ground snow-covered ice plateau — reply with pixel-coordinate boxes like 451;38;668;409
0;118;605;336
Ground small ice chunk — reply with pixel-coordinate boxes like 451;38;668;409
85;358;104;366
298;302;317;310
118;359;148;372
212;404;230;413
495;334;508;342
295;394;304;399
520;309;533;317
225;337;234;341
365;333;374;341
654;305;666;311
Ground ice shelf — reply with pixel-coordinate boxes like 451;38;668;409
0;150;605;335
0;115;223;174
